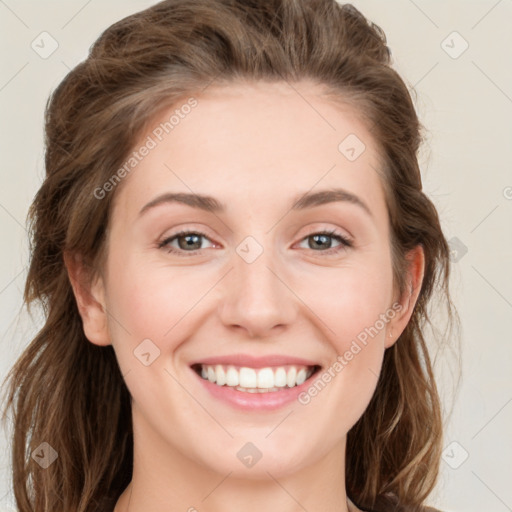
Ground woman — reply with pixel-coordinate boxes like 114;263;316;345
1;1;458;511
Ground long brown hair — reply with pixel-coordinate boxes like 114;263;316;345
1;1;459;511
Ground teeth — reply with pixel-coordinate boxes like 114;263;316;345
296;368;307;386
239;367;257;388
225;367;239;387
215;365;226;386
197;364;316;391
257;367;274;388
286;366;297;387
274;367;287;387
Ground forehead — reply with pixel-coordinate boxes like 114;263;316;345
112;80;387;223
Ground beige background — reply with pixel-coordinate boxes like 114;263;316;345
0;1;511;511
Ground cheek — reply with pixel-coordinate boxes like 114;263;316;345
104;254;214;355
296;258;394;343
302;259;394;421
107;248;190;323
296;268;393;432
102;258;201;405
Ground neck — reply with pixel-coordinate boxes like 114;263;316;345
114;411;356;512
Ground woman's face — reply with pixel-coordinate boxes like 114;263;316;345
86;81;420;480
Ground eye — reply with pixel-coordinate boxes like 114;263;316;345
158;228;353;257
158;230;214;256
297;230;353;255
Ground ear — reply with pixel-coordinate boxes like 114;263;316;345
64;251;111;346
385;245;425;349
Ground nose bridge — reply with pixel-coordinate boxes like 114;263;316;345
235;234;286;308
219;233;296;336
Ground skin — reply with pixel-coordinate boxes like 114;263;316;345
66;80;424;512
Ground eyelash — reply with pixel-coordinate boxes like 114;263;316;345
158;229;353;257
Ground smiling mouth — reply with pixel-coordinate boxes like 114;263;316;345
191;363;322;393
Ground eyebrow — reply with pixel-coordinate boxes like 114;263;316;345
139;188;372;217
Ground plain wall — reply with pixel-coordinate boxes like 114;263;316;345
0;1;511;511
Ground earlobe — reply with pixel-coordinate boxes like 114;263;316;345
64;251;111;347
385;245;425;349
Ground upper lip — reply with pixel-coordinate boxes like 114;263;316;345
190;353;321;369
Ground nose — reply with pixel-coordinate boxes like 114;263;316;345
217;243;298;339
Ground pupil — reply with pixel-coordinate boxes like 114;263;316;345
180;234;201;250
311;234;331;250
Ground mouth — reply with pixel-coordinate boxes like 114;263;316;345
191;363;322;393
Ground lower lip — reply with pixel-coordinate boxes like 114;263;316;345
191;367;318;411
